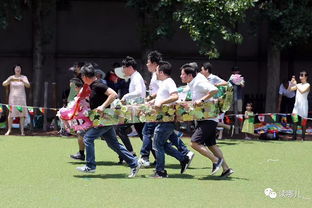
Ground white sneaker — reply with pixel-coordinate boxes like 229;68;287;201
186;151;195;168
127;131;138;137
138;157;151;168
76;166;96;173
128;162;142;178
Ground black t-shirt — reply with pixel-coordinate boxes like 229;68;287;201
89;80;109;110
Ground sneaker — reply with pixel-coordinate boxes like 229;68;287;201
151;170;168;178
186;151;195;167
70;152;85;161
127;131;138;137
180;157;190;174
128;162;142;178
220;168;234;178
211;158;223;175
138;157;151;168
76;166;95;173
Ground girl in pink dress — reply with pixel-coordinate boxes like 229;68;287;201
2;65;30;135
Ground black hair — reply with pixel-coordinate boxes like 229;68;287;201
202;62;212;73
246;102;253;108
13;64;22;73
122;56;137;69
300;70;309;77
112;62;121;69
147;50;162;65
70;77;83;88
189;62;199;72
80;63;95;78
158;61;172;76
181;66;197;78
74;62;85;69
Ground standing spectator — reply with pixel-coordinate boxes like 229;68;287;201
241;103;255;140
277;79;296;113
289;71;310;140
2;65;30;136
229;66;245;114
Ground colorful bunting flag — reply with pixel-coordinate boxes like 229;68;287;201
39;107;45;114
291;114;299;123
225;116;231;124
236;114;244;122
28;107;34;116
302;118;308;127
270;114;277;122
258;114;265;123
6;105;12;111
281;115;287;123
0;105;3;113
16;106;23;112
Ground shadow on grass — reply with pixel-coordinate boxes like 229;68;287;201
165;164;198;170
74;174;128;179
139;173;194;179
68;161;119;166
198;175;249;181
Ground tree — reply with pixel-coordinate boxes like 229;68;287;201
0;0;23;29
256;0;312;112
174;0;256;58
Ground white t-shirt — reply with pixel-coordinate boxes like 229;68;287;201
122;71;146;100
189;73;218;121
149;72;160;95
155;78;178;104
279;82;295;98
207;74;225;85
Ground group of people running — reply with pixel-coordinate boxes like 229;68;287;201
66;51;234;178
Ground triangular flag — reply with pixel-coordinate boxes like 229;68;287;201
225;116;231;124
236;114;243;122
291;114;299;123
0;105;3;113
270;114;277;122
258;114;265;122
6;105;12;111
281;115;287;123
16;106;23;112
28;107;34;116
302;118;308;127
39;108;45;114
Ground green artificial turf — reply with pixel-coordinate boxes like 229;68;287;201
0;135;311;208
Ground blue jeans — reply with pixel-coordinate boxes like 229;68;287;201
153;122;186;172
83;126;138;169
141;122;189;159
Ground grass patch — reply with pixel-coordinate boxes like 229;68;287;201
0;135;311;208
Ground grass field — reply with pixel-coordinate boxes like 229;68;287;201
0;135;311;208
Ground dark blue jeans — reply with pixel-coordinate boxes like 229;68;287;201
153;122;187;172
140;122;189;159
83;126;137;169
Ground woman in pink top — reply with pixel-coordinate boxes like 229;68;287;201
2;65;30;135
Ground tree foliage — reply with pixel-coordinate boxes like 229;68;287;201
257;0;312;49
126;0;176;49
0;0;25;29
174;0;256;58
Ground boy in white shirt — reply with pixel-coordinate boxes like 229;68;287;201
120;56;146;140
180;65;234;178
150;61;191;178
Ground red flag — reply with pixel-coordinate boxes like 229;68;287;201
258;114;265;123
0;105;3;113
225;116;231;124
39;108;45;114
302;118;308;127
28;107;34;116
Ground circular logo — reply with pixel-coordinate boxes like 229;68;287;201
264;188;273;196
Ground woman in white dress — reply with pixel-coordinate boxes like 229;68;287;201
289;71;310;140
